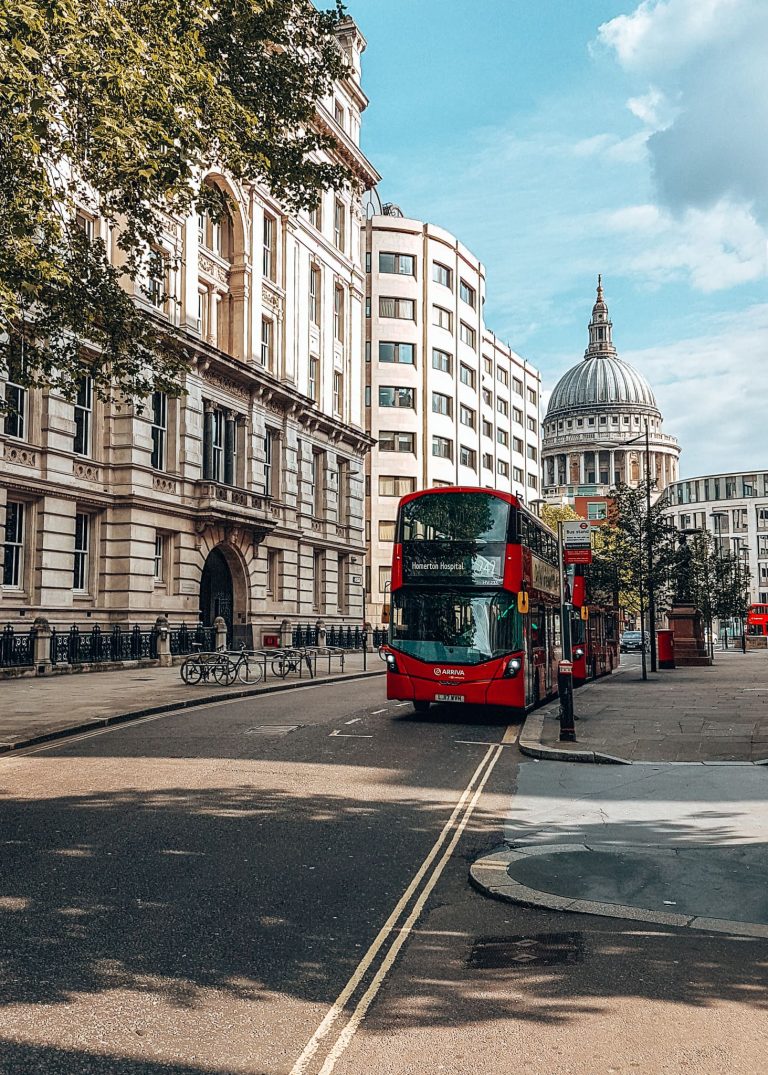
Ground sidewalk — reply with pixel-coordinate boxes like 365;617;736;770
473;650;768;938
521;649;768;763
0;651;383;752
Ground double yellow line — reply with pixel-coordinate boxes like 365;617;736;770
289;725;516;1074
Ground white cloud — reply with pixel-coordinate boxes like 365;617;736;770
620;303;768;474
604;199;768;291
598;0;768;224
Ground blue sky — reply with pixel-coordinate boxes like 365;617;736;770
349;0;768;477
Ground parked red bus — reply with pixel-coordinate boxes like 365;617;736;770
384;487;562;715
571;607;620;686
746;604;768;636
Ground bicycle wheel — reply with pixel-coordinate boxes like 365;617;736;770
237;657;262;684
271;655;288;678
213;656;237;686
181;656;202;685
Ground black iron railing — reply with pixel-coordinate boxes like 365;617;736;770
0;624;35;668
291;624;388;650
50;624;158;666
169;623;216;655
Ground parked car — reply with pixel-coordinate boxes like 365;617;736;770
620;630;647;653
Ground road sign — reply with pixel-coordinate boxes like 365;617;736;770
563;520;592;548
564;547;593;565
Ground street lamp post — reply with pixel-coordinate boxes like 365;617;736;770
739;543;750;652
710;511;728;646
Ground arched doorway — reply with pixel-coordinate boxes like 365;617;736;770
200;548;233;639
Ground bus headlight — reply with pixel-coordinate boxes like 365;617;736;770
504;657;522;678
573;648;585;659
385;652;399;673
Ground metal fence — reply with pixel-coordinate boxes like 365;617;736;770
50;624;158;666
169;623;216;656
0;624;36;668
291;624;388;649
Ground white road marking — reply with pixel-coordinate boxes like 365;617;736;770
393;702;409;707
344;718;362;725
329;730;373;739
289;733;511;1075
371;709;387;715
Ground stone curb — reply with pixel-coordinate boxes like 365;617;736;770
0;668;385;755
470;843;768;939
519;676;768;767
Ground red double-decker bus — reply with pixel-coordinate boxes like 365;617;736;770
384;487;562;715
746;604;768;636
571;607;620;686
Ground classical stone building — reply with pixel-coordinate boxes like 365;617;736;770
542;278;680;516
0;17;380;646
363;211;542;623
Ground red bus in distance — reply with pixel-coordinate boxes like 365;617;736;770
746;604;768;637
384;487;562;715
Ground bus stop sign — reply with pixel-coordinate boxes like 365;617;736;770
558;660;573;675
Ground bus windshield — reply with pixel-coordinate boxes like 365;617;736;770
390;590;523;665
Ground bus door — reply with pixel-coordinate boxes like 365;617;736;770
526;606;545;704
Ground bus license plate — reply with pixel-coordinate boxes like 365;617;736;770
436;693;465;703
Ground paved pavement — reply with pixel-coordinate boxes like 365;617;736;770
0;650;382;752
474;650;768;938
522;650;768;762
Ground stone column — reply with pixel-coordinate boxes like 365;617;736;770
579;454;585;485
155;614;171;668
203;403;214;480
224;411;236;486
280;618;293;648
32;616;52;675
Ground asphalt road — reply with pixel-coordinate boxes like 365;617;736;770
1;677;766;1074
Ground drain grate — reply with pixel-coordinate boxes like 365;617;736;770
468;932;585;969
244;725;301;736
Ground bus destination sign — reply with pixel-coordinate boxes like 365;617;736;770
402;543;504;587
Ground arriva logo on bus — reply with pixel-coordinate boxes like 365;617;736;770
434;667;466;677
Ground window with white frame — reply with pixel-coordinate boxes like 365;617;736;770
482;419;492;438
337;457;350;519
379;342;414;364
333;199;345;251
513;466;524;482
197;286;207;336
433;262;452;288
483;452;493;470
73;512;90;592
73;376;92;456
263;214;276;280
433;305;452;331
496;366;508;386
497;460;509;477
460;364;475;389
3;364;26;440
513;377;523;395
587;502;607;520
147;248;166;309
432;435;452;459
312;448;324;516
497;398;508;417
482;388;492;406
379;296;415;320
261;317;274;368
333;371;343;416
76;211;94;241
153;532;165;582
513;436;523;453
378;565;392;594
460;280;476;307
267;548;280;598
483;356;493;374
313;548;324;610
459;445;476;468
379;520;396;541
528;387;538;406
264;428;279;498
150;391;167;470
528;474;537;489
459;404;475;429
378;252;415;275
309;357;319;403
309;264;321;325
2;501;24;588
513;407;523;424
497;429;509;446
333;99;345;127
334;286;344;341
527;416;537;433
527;444;538;461
432;348;451;374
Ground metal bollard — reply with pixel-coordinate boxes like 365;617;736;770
558;659;576;742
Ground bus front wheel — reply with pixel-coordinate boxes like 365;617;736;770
413;700;430;714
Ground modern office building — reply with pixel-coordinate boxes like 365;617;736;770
363;212;542;623
0;17;380;646
542;278;680;518
664;471;768;606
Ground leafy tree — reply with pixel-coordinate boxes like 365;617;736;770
688;531;752;638
540;502;583;533
0;0;353;404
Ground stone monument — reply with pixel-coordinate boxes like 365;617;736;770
667;532;712;666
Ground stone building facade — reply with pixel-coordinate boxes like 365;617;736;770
542;278;680;515
363;213;542;623
0;18;380;646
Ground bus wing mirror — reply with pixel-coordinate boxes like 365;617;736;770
517;592;529;614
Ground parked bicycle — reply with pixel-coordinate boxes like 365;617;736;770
218;645;264;686
271;648;312;678
180;648;231;685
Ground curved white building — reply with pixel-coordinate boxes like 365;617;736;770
543;279;680;508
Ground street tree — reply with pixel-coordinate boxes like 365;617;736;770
0;0;353;404
540;502;582;533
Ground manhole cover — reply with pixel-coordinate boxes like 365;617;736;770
245;725;301;736
468;932;585;969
